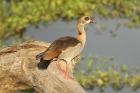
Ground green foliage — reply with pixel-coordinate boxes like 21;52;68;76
1;0;140;92
11;36;30;45
0;0;140;41
0;35;30;48
74;55;140;92
21;88;35;93
0;40;4;47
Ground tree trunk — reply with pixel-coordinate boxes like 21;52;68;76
0;41;86;93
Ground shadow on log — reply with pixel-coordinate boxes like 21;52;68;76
0;40;86;93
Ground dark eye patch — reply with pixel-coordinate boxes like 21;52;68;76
84;17;90;21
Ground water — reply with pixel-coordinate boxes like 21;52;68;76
18;17;140;93
26;18;140;66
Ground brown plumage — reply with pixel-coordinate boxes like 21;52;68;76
36;36;80;69
36;16;96;80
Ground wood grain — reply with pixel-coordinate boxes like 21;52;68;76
0;40;86;93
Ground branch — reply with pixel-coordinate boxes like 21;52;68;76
0;41;86;93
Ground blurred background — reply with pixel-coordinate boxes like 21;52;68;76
0;0;140;93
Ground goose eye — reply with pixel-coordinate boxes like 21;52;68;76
84;17;90;21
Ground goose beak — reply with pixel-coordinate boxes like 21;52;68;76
90;20;96;24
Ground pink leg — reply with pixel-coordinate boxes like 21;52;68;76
65;64;74;80
56;61;66;76
56;61;74;80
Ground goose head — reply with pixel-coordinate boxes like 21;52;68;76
79;16;96;25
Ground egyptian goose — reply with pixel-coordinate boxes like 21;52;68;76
36;16;96;80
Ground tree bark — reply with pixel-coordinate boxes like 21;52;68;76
0;41;86;93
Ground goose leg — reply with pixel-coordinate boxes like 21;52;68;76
65;63;74;80
56;61;66;75
56;61;74;80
